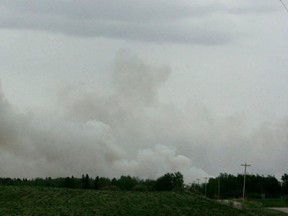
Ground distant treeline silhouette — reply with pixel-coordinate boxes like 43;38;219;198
192;173;288;199
1;172;288;198
0;172;184;192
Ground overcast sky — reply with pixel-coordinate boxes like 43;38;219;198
0;0;288;183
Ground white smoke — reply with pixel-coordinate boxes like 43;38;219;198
0;53;287;183
113;144;208;183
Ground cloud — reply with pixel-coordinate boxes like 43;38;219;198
0;0;278;44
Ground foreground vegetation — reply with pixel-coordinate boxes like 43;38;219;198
1;172;288;200
0;185;249;216
1;171;288;215
239;199;288;216
1;185;288;215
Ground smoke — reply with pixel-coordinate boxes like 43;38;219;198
0;53;287;183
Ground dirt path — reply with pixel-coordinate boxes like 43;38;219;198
269;208;288;214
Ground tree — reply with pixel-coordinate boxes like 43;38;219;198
263;175;281;198
153;172;184;191
206;173;282;199
98;177;111;189
117;176;138;191
81;174;90;189
282;174;288;195
62;176;75;188
173;172;184;189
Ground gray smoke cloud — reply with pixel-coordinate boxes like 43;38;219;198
0;53;287;183
0;54;209;182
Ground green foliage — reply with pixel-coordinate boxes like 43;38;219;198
257;198;288;208
153;172;184;191
239;199;288;216
206;173;282;199
93;176;100;190
62;176;75;189
1;171;287;215
0;186;250;216
281;174;288;195
116;176;138;191
81;174;91;189
0;171;286;198
98;177;111;188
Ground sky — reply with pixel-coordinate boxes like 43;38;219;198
0;0;288;183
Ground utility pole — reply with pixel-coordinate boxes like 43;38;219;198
241;163;251;199
218;176;221;199
204;177;209;197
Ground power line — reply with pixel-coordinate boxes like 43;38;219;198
280;0;288;13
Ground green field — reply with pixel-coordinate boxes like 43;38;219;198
257;199;288;208
1;185;287;216
0;186;250;216
238;199;288;216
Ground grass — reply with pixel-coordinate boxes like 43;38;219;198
238;199;288;216
257;198;288;208
247;208;287;216
0;186;250;216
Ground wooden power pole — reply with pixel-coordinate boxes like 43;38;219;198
204;177;209;197
241;163;251;199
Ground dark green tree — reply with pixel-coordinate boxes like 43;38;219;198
117;176;138;191
62;176;75;188
98;177;111;189
81;174;90;189
282;174;288;195
153;172;184;191
94;176;100;190
206;173;281;199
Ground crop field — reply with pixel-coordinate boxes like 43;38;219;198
0;186;250;216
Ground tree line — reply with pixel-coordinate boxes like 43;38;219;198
1;172;288;198
191;173;288;199
0;172;184;192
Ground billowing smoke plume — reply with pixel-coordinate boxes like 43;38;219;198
0;53;287;183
